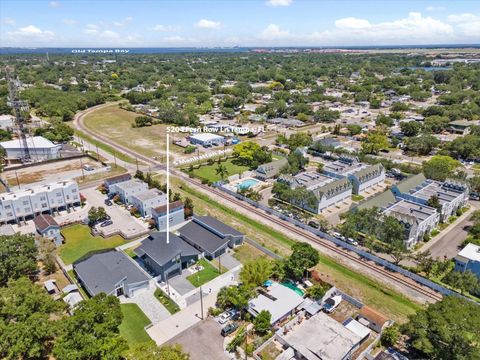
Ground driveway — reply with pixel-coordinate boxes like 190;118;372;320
216;252;241;270
167;319;229;360
168;273;196;296
82;187;148;238
120;282;170;324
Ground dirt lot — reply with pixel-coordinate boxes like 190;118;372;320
168;318;228;360
4;157;101;186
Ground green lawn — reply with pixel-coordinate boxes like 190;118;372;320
119;304;152;345
189;159;250;183
154;288;180;314
186;259;222;287
59;224;127;265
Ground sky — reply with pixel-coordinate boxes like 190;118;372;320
0;0;479;47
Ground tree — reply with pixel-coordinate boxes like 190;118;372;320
216;285;254;311
285;132;313;151
53;293;127;360
381;325;400;347
377;216;407;264
125;343;190;360
88;206;108;226
443;270;480;295
404;135;439;156
232;141;271;168
400;121;422;137
184;197;194;218
305;284;327;300
215;163;229;181
0;234;38;286
239;258;273;287
422;155;461;181
313;108;340;122
426;195;442;212
285;242;320;280
253;310;271;335
38;237;57;274
402;296;480;359
0;277;65;360
361;132;389;155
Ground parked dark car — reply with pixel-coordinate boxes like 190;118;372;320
221;322;238;337
100;220;113;227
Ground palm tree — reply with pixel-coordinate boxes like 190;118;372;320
215;163;229;181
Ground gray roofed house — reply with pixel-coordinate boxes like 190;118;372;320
255;158;288;180
134;232;199;281
382;199;439;249
73;250;150;298
104;173;132;191
177;216;244;259
276;312;362;360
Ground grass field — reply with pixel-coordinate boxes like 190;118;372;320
189;159;250;183
177;182;422;323
59;224;127;264
74;129;138;164
186;259;222;287
82;104;184;159
154;288;180;314
119;304;152;345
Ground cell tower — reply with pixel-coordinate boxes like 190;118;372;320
5;66;31;162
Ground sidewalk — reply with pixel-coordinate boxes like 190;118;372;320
147;290;218;345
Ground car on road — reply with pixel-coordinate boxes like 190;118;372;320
331;231;345;241
346;237;359;246
221;322;238;337
100;220;113;227
218;311;232;324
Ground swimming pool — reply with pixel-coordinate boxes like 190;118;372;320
235;178;260;190
281;281;305;296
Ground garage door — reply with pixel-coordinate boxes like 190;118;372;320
167;267;181;279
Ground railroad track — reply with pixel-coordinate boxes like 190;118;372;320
74;106;443;303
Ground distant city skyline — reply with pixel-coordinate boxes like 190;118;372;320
0;0;479;47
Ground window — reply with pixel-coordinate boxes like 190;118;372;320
6;212;13;217
22;201;29;206
40;196;46;201
56;192;62;197
4;205;11;209
72;189;77;193
42;203;48;208
24;207;30;213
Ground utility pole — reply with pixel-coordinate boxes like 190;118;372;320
218;253;222;273
199;286;204;320
136;157;139;172
80;157;85;180
15;171;20;189
96;145;100;161
113;151;117;168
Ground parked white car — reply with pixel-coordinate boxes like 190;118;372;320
218;311;232;324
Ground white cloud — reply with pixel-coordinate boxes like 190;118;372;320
447;13;478;23
2;17;15;26
62;19;77;25
259;24;291;40
152;24;180;32
84;24;99;35
266;0;292;6
447;13;480;37
195;19;221;29
335;17;371;29
100;30;119;39
49;1;61;8
257;12;456;46
113;16;133;27
426;6;446;12
5;25;55;44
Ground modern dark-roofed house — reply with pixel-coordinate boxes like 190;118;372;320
103;173;132;192
33;214;62;246
177;216;244;259
73;250;149;298
134;232;200;281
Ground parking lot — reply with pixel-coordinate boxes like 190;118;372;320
81;187;148;238
168;319;229;360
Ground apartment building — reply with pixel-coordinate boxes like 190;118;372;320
109;179;148;203
278;171;352;213
323;157;385;194
0;180;80;224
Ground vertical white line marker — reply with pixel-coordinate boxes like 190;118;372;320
166;133;170;244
